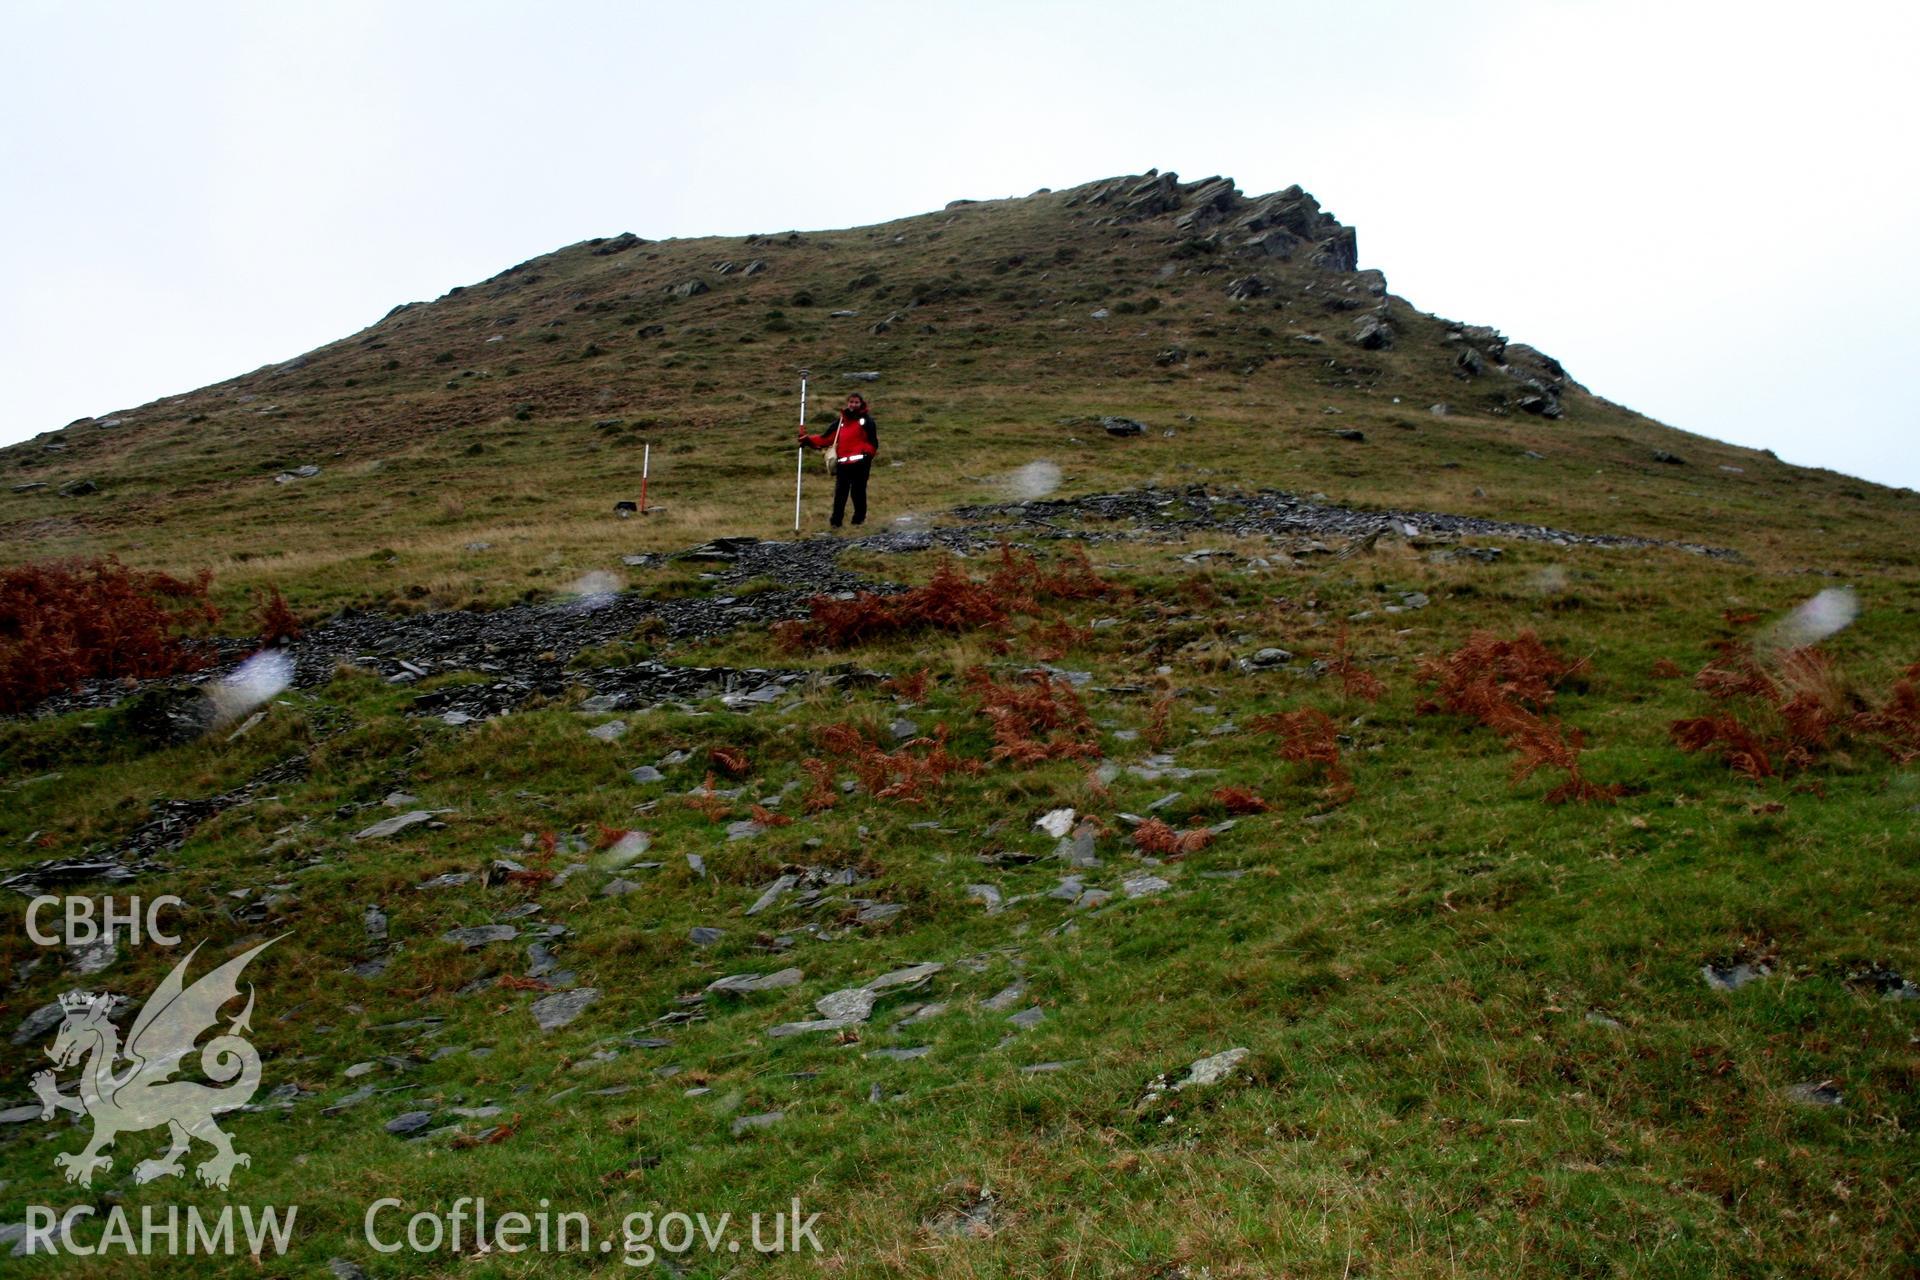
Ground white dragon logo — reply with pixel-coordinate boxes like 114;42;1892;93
31;937;280;1190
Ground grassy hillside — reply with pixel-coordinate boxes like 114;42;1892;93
1;173;1916;1277
4;170;1914;618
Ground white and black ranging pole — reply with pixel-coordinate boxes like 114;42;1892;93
794;368;809;532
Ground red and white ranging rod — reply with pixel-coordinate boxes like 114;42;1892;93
794;368;809;532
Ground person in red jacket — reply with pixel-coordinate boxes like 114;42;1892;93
799;392;880;529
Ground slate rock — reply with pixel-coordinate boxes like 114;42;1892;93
526;943;561;979
1784;1080;1843;1108
767;1017;856;1038
67;937;116;976
746;874;798;915
443;925;518;950
353;810;444;841
1175;1046;1249;1089
1702;961;1769;992
384;1110;435;1136
896;1002;948;1027
1351;314;1393;349
1035;808;1076;838
531;987;599;1032
866;962;943;993
708;968;804;995
1122;873;1172;899
814;987;877;1022
1058;823;1100;868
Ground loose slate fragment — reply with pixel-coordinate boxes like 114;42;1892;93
531;988;599;1032
814;988;877;1022
354;810;448;841
708;968;804;995
1174;1046;1249;1090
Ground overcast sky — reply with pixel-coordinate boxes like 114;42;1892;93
3;1;1915;489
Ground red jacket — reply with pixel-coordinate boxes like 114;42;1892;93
804;411;879;462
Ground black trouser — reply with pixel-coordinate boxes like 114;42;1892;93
830;456;871;527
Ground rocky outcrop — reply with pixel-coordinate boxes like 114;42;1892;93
589;232;643;257
1350;313;1393;350
1069;170;1187;219
1171;177;1240;233
1225;275;1268;301
1065;172;1364;280
1443;324;1583;419
1308;227;1358;272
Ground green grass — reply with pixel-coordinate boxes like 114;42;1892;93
1;173;1916;1275
2;533;1916;1276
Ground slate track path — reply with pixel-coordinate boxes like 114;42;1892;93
949;484;1737;559
22;483;1733;722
